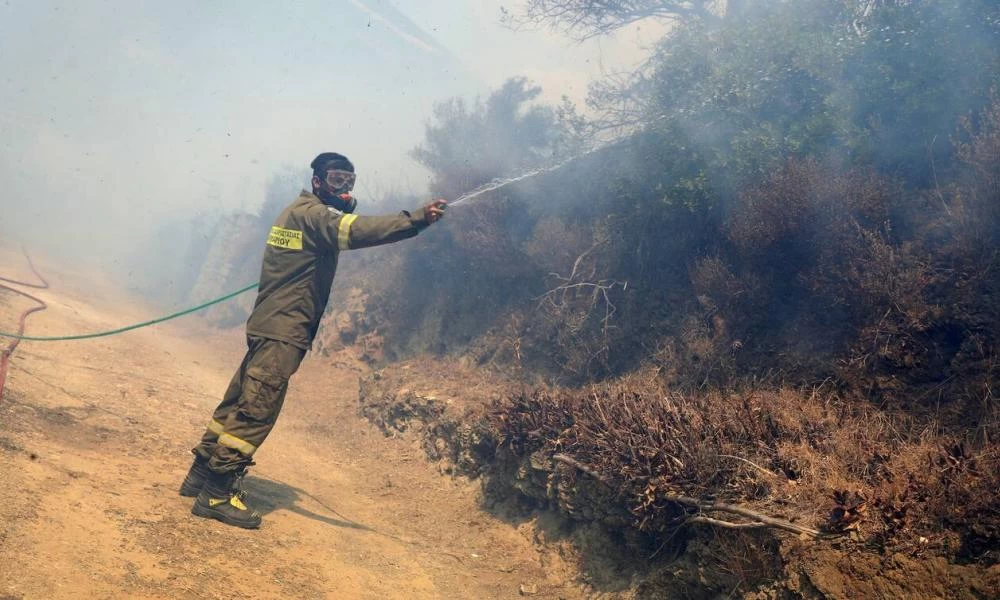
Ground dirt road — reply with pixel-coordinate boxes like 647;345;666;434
0;250;583;599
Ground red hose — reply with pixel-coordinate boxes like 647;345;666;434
0;251;49;401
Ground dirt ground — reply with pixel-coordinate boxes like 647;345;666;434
0;247;588;600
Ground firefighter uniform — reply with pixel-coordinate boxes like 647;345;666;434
193;190;431;474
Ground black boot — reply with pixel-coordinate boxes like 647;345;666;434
191;469;262;529
178;456;212;497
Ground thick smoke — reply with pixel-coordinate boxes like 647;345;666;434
310;1;1000;390
0;0;475;302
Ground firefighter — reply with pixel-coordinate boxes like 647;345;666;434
178;152;447;528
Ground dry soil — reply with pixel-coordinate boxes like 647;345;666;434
0;247;586;600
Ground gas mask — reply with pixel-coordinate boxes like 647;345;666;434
320;169;357;213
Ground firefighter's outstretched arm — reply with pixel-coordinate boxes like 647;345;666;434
311;199;447;251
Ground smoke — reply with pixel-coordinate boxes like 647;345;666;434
4;0;993;359
0;0;663;319
306;0;1000;384
627;0;1000;194
0;0;477;294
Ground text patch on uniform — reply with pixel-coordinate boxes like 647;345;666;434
267;226;303;250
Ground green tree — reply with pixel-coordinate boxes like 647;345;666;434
581;0;1000;189
410;77;575;200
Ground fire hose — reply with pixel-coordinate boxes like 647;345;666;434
0;252;49;400
0;250;257;400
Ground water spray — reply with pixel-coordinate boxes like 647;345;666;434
449;139;622;207
447;111;675;208
0;120;649;344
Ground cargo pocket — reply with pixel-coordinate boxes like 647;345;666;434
238;366;287;424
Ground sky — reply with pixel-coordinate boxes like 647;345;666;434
0;0;662;273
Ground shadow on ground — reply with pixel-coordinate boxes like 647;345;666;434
247;474;375;532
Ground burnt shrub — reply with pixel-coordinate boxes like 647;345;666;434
485;374;1000;564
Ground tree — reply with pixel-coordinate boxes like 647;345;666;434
578;0;1000;188
503;0;749;41
410;77;575;200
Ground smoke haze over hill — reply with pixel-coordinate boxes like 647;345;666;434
0;0;655;284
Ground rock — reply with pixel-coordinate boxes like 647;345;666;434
519;583;538;596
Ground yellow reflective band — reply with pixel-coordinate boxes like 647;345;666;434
337;214;358;251
218;433;257;456
207;496;249;511
267;226;303;250
207;420;225;436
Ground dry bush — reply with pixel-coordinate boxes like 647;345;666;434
527;219;629;380
647;319;739;391
490;377;802;532
716;135;1000;421
697;529;784;592
657;256;769;387
486;376;1000;563
727;159;895;254
523;215;590;275
956;92;1000;212
832;101;1000;415
323;192;549;363
688;256;759;318
727;162;815;252
837;245;944;389
445;193;537;280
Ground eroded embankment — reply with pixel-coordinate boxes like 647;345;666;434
358;359;999;599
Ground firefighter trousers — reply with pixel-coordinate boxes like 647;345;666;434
193;335;305;474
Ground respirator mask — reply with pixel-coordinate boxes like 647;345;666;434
322;169;357;213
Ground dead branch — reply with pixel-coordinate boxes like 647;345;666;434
554;453;608;483
685;516;768;529
716;454;781;479
673;496;822;538
554;453;821;538
568;240;605;283
505;0;723;41
533;239;626;373
536;247;623;320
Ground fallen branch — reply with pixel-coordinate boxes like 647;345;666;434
685;516;768;529
674;495;822;538
716;454;781;479
553;453;821;538
554;453;607;483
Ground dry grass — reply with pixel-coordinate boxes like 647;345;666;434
486;370;1000;563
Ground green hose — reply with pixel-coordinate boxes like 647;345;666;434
0;282;258;341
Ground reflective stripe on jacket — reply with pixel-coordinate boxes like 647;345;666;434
246;190;429;349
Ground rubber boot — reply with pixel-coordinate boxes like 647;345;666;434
178;456;212;497
191;469;262;529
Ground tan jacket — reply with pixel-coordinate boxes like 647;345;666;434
245;190;429;349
